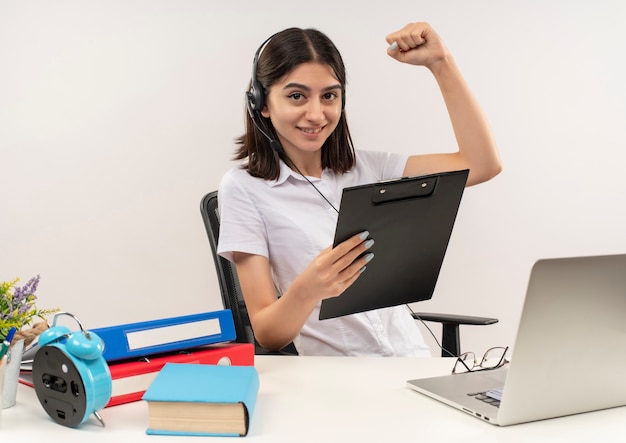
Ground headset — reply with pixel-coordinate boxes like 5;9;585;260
244;31;342;213
245;33;284;153
32;312;112;428
245;31;346;155
245;33;275;121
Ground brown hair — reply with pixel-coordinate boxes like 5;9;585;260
235;27;355;180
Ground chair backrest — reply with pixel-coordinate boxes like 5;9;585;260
200;191;297;355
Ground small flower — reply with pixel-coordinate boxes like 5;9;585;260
1;275;58;339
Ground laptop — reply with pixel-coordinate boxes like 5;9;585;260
407;253;626;426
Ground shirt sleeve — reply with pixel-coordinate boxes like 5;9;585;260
356;150;408;180
216;168;269;263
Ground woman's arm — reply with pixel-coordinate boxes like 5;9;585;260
233;231;375;351
386;22;502;186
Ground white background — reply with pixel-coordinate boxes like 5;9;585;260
1;1;625;356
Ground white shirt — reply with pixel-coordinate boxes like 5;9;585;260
217;150;431;357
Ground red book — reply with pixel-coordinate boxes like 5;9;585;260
106;343;254;407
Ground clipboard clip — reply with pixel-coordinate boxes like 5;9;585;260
372;176;437;204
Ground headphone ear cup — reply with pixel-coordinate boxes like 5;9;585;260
245;90;257;119
253;84;264;112
247;82;264;116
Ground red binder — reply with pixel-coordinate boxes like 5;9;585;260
106;343;254;407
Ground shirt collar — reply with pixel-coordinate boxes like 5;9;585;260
267;160;323;188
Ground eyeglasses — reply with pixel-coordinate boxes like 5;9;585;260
452;346;510;374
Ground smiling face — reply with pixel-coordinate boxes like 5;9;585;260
261;62;343;164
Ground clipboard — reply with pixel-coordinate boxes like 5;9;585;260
319;169;469;320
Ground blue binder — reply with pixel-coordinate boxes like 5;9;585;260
92;310;237;362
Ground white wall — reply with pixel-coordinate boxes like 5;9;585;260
1;1;625;356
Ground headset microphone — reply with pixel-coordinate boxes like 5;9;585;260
248;101;338;213
249;113;284;154
269;139;284;154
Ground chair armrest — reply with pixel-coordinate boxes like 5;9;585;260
412;312;499;357
412;312;498;326
254;342;299;356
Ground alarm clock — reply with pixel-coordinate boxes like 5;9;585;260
32;312;112;428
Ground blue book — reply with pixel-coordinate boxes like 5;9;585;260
142;363;259;437
92;310;237;362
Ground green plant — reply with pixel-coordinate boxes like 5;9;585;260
0;275;59;339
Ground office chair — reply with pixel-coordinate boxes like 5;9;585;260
200;191;498;357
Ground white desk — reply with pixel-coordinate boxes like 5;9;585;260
2;356;625;442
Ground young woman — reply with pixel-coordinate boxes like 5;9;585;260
217;22;502;356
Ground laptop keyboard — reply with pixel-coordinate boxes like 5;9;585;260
468;389;503;408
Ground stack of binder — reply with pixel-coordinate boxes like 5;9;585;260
20;309;255;407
